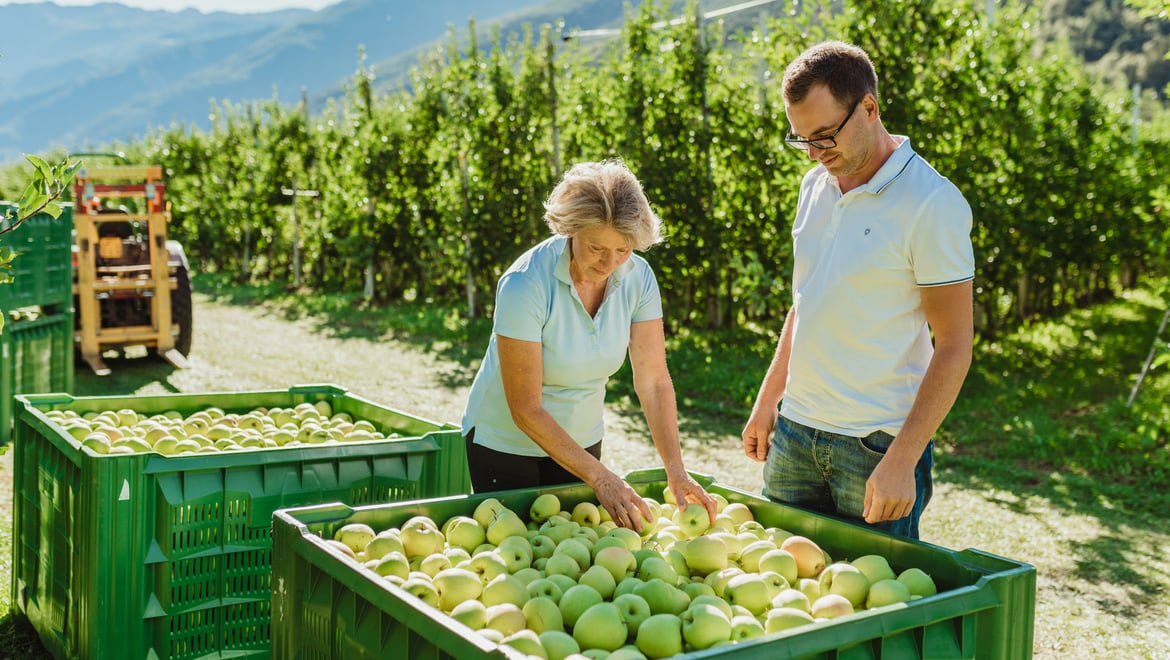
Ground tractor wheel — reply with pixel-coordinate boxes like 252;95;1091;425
171;266;193;356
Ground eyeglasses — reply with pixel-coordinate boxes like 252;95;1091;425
784;100;861;151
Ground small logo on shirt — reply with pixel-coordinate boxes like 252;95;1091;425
864;228;871;236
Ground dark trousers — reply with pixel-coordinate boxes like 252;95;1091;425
464;428;601;493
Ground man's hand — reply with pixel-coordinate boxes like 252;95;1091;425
862;455;917;523
741;407;777;462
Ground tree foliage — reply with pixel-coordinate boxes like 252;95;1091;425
83;0;1167;336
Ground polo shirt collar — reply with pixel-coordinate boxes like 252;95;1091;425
554;234;633;287
859;136;917;195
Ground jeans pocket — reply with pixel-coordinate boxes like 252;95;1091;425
855;430;895;457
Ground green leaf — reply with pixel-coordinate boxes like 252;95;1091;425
43;202;63;220
25;154;53;182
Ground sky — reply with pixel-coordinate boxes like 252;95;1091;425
0;0;344;13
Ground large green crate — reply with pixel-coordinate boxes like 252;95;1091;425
0;311;74;443
271;469;1036;660
10;383;472;660
0;203;75;314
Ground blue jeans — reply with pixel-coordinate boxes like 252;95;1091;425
762;415;934;539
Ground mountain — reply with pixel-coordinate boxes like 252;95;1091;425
0;0;615;164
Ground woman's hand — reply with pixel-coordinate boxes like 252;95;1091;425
666;472;717;524
592;471;654;533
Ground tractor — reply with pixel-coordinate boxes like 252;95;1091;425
71;154;192;375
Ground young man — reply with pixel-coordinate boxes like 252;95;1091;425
742;41;975;539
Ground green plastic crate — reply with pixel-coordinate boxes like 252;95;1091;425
0;311;74;443
271;469;1036;660
0;203;75;314
10;383;472;660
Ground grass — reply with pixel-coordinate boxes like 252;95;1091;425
1;272;1168;657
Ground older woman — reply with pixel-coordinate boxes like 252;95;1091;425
461;159;715;532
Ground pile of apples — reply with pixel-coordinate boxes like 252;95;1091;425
321;490;940;659
43;400;401;456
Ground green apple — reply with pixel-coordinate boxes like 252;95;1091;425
530;493;562;524
443;515;487;553
372;551;410;580
897;567;938;597
579;564;618;600
484;602;527;636
449;598;487;630
681;602;732;650
530;534;557;561
633;579;680;616
573;602;628;652
605;526;644;553
570;525;599;549
614;576;644;598
634;613;684;659
496;536;534;573
770;587;811;613
810;593;854;619
472;497;506;528
703;567;744;598
522;595;565;634
558;583;603;628
672;502;712;538
729;614;764;641
866;578;913;609
758;548;799;586
467;550;509;585
683;535;728;577
398;518;445;559
851;554;897;585
501;628;545;657
759;570;789;599
612;592;652;640
321;539;356;559
688;594;733;620
418;552;451;577
334;523;376;554
781;536;827;579
724;573;772;616
710;531;744;559
487;508;529;546
475;628;504;644
765;607;816;633
663;548;690;585
636;555;677;585
737;520;769;539
444;547;472;565
539;630;581;660
593;545;637;584
571;501;602;528
432;567;483;611
545;553;582;581
797;577;822;602
540;517;580;545
738;539;778;573
512;566;542;586
527;577;565;602
399;576;440;609
820;563;869;608
681;580;716;601
481;573;529;608
546;573;578;596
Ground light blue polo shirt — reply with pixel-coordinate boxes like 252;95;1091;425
781;137;975;437
461;235;664;456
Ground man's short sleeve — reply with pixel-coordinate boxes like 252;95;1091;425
912;185;975;287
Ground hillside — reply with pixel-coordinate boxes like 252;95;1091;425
0;0;566;163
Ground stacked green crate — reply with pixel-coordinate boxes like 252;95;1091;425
1;203;75;442
271;469;1037;660
11;384;472;660
0;203;74;314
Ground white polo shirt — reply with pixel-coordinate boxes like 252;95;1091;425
461;235;663;456
781;137;974;437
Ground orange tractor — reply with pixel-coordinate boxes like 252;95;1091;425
72;155;192;375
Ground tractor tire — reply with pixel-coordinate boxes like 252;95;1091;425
171;265;193;356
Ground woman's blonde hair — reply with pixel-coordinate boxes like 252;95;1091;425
543;159;663;251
